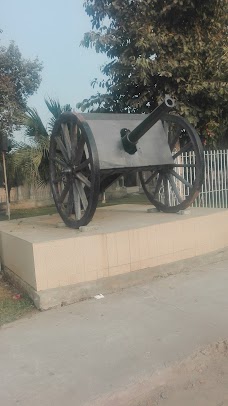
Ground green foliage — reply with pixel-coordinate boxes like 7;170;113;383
79;0;228;146
11;99;72;189
44;97;72;132
25;108;49;139
0;33;42;136
12;136;50;188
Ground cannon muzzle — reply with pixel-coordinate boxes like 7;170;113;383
121;96;175;154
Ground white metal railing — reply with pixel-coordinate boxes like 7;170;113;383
193;150;228;208
138;150;228;209
168;150;228;209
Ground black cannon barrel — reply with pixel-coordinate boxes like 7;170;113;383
121;96;175;154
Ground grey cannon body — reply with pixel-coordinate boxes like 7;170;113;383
83;97;175;172
49;97;204;228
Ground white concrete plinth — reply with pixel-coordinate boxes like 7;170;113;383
0;205;228;309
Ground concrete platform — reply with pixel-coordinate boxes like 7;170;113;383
1;260;228;406
0;205;228;309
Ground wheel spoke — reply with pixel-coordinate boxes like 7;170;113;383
154;174;163;198
169;128;182;151
167;173;183;203
76;158;90;172
53;176;63;184
75;136;86;165
66;186;74;217
172;142;192;160
169;169;193;189
70;122;78;162
73;182;81;220
59;181;70;204
52;157;69;168
56;136;69;163
61;124;72;159
76;179;88;210
144;170;159;185
75;172;91;188
163;175;169;206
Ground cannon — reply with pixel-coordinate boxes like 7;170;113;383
49;97;204;228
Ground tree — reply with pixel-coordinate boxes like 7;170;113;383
79;0;228;146
12;98;72;189
0;31;42;136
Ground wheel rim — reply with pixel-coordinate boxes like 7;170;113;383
50;112;100;228
139;114;204;212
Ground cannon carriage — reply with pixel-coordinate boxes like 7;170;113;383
49;97;204;228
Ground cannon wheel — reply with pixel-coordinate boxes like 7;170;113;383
139;114;204;212
49;112;100;228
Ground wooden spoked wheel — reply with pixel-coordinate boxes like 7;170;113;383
139;114;204;212
49;112;100;228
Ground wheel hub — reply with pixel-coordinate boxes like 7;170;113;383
61;167;72;174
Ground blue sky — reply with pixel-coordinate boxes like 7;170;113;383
1;0;106;127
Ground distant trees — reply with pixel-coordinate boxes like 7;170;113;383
0;31;43;204
0;31;42;137
79;0;228;146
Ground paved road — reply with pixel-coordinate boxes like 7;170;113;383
0;259;228;405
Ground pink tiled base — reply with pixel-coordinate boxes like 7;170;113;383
0;205;228;303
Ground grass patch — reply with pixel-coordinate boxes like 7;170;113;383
0;193;149;221
0;205;57;221
0;277;37;326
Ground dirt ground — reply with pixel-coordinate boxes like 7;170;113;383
0;275;37;326
141;341;228;406
93;341;228;406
